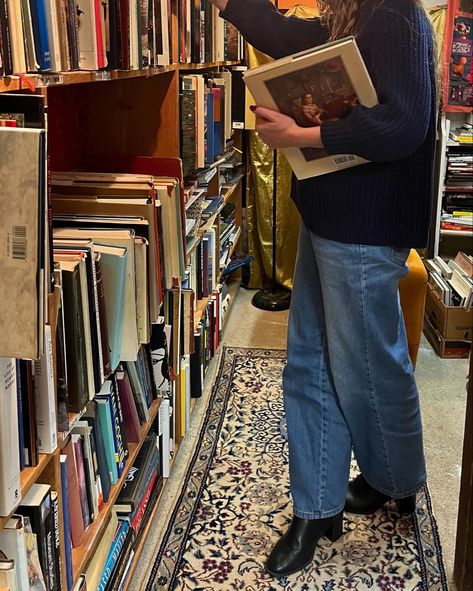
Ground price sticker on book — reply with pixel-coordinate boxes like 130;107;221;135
95;71;112;82
37;74;64;87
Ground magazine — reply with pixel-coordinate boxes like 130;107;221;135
243;37;378;179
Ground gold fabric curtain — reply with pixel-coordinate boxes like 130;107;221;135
246;5;320;290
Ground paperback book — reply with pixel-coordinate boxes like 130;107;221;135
243;37;378;179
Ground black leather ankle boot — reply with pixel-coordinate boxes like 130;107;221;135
344;474;416;515
264;512;343;577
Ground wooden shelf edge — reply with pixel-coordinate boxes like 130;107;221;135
71;398;162;582
0;452;56;529
0;62;242;93
222;177;243;203
440;230;473;237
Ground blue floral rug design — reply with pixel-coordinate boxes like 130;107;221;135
146;347;448;591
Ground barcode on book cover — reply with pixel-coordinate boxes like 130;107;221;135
334;155;356;166
12;226;27;260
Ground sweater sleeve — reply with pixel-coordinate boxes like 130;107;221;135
221;0;329;59
320;1;434;162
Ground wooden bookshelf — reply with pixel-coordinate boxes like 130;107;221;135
71;398;162;581
0;62;241;94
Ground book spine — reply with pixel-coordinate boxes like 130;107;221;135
93;0;105;68
95;256;112;379
96;399;119;484
87;422;104;512
45;0;62;71
106;527;135;591
34;324;58;454
118;0;129;69
73;436;91;529
65;0;79;69
131;471;158;533
29;0;52;70
16;360;26;471
60;457;74;591
97;521;130;591
110;379;128;477
44;507;56;591
51;491;63;591
0;358;21;516
0;0;13;75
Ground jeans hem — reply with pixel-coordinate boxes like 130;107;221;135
363;475;426;499
293;503;344;520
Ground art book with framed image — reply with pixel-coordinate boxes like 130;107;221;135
243;36;378;179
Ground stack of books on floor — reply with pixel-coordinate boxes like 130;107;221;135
0;0;171;75
423;252;473;358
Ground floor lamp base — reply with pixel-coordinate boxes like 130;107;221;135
251;287;291;311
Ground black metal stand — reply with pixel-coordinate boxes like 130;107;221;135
252;149;291;311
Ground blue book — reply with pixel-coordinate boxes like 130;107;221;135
16;360;25;471
60;455;74;591
98;520;130;591
95;386;119;485
28;0;51;70
94;245;127;373
205;91;215;165
84;405;112;504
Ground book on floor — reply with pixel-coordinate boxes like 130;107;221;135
243;36;378;180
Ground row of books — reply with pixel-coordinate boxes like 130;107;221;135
441;147;472;234
424;252;473;309
0;0;245;76
180;71;233;176
0;0;171;75
177;0;243;64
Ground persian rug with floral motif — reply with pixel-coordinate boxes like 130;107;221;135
145;347;447;591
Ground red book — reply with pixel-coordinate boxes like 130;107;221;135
62;439;86;547
131;472;158;533
94;0;105;68
116;369;141;442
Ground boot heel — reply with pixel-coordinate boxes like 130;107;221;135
325;513;343;542
396;495;416;514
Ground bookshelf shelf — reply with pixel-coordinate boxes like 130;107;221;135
0;453;54;529
0;62;241;94
71;398;162;582
222;177;244;203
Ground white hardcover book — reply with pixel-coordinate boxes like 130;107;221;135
433;256;453;280
129;0;140;69
158;399;170;478
0;515;29;591
243;37;379;179
77;257;96;399
156;0;170;66
77;0;99;70
6;0;27;74
0;358;21;517
44;0;62;71
33;324;58;454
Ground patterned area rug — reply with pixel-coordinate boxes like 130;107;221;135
146;347;447;591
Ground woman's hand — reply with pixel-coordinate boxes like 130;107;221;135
208;0;228;11
253;106;324;150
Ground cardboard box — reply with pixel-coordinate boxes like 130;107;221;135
423;316;471;359
424;283;473;341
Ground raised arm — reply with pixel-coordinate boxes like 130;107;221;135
212;0;330;59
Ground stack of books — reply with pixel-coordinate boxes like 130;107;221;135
424;253;473;309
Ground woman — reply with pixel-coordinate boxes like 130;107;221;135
300;92;325;126
209;0;436;579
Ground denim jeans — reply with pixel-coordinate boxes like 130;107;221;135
283;225;426;519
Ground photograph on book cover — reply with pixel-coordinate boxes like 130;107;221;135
265;56;360;162
244;38;378;179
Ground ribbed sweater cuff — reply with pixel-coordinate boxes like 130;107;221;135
320;119;358;156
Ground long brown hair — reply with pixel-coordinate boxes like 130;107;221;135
317;0;426;40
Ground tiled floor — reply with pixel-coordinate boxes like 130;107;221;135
131;288;468;590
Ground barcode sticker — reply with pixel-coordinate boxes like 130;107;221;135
334;155;356;166
12;226;27;260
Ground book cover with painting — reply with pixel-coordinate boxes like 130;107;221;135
243;37;378;179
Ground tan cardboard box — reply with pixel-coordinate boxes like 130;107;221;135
423;316;471;359
424;283;473;341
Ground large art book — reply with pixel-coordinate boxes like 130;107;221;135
243;37;378;180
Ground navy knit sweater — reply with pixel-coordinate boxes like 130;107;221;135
222;0;437;247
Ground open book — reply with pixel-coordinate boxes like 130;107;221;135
243;37;378;179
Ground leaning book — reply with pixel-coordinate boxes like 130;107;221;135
243;37;378;179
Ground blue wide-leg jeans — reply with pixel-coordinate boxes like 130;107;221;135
283;224;427;519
